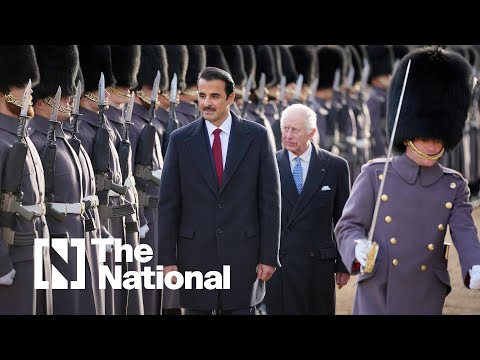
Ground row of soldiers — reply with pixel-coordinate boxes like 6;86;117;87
1;44;479;315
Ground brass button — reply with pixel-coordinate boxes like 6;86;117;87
428;244;434;251
450;182;456;189
381;194;388;201
392;259;399;266
438;224;445;231
445;202;452;209
421;265;427;271
390;237;397;245
378;174;383;181
385;216;392;223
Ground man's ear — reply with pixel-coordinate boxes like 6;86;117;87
308;127;317;141
227;92;235;106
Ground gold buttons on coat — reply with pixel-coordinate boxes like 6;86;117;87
378;174;383;181
428;244;435;251
438;224;445;231
445;202;452;209
392;259;399;266
381;194;388;201
385;216;392;223
421;265;427;271
390;238;397;245
450;182;456;189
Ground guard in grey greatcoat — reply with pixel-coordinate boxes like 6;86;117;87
0;45;52;315
365;45;394;158
132;45;165;315
106;45;145;315
335;46;480;315
29;45;97;314
77;45;133;315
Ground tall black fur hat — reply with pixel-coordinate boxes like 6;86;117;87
221;45;247;87
387;46;472;153
317;45;345;90
366;45;394;83
33;45;79;101
393;45;410;62
136;45;169;92
165;45;188;92
347;45;362;83
205;45;230;73
241;45;256;88
254;45;277;88
185;45;206;88
0;45;39;94
77;45;116;92
110;45;141;89
279;45;298;84
289;45;316;85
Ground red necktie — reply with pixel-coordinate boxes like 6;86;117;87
212;128;223;186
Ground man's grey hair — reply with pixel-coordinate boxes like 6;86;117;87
280;103;317;133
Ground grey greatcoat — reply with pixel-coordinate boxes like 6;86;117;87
335;153;480;314
106;105;144;315
29;115;97;314
132;103;163;314
63;119;107;315
76;107;126;315
0;113;51;315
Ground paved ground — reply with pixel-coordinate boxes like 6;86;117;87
335;207;480;315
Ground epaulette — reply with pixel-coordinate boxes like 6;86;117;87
442;167;463;178
366;157;392;166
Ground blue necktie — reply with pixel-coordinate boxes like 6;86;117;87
292;157;303;194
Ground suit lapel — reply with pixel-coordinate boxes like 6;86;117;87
278;149;299;207
219;112;252;195
287;145;330;227
185;118;218;196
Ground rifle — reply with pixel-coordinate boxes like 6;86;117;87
255;73;266;115
39;87;66;222
68;80;82;155
117;93;135;183
92;73;128;206
240;73;254;118
0;80;40;244
162;73;179;157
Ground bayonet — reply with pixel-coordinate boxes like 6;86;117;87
47;86;61;144
332;69;341;93
346;65;355;90
20;79;32;119
169;73;177;104
151;70;160;105
241;73;254;117
98;72;105;107
308;77;319;105
68;80;82;155
360;61;370;95
72;79;81;116
278;75;286;113
293;74;304;101
257;73;266;103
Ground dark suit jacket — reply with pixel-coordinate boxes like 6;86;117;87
158;110;281;311
266;144;350;315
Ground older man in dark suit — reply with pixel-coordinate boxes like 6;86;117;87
158;66;280;315
265;103;351;315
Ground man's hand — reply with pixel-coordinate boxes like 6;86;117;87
335;272;350;289
163;265;178;284
257;264;276;282
469;265;480;289
0;268;16;286
354;239;379;272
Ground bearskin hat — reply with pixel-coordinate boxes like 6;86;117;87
0;45;39;94
165;45;188;92
185;45;206;88
387;46;472;153
136;45;169;92
110;45;141;89
77;45;116;92
366;45;394;83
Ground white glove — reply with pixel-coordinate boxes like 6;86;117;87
0;268;16;286
139;224;149;239
469;265;480;290
354;239;379;271
105;235;114;253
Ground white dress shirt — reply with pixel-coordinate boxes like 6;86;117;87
205;113;232;169
288;142;312;186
